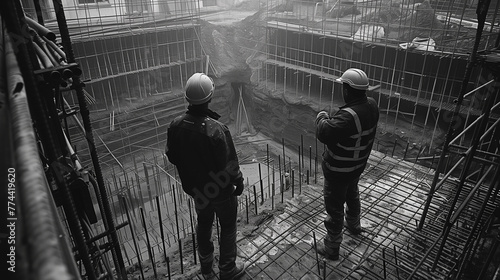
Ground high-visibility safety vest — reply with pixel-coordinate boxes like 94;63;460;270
316;97;379;178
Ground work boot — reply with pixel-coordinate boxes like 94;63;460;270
344;221;363;235
200;256;214;275
220;262;247;280
315;243;339;261
201;270;216;280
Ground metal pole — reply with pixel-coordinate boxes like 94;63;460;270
121;197;144;280
51;0;127;277
433;76;496;270
156;197;167;263
140;207;157;279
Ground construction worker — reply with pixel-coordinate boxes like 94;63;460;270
166;73;246;279
315;68;379;260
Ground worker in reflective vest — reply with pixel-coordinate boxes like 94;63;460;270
315;68;379;260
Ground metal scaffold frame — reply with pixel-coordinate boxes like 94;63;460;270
414;1;500;278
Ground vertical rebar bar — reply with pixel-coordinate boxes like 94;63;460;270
246;195;249;224
156;197;167;264
143;161;153;210
140;207;157;279
392;139;397;157
253;185;258;215
172;184;180;240
313;231;320;275
278;155;282;192
267;144;270;197
281;175;284;203
121;197;144;280
282;138;286;174
259;163;264;204
188;199;194;234
133;155;145;210
309;146;312;180
301;134;304;168
298;145;302;194
179;239;184;274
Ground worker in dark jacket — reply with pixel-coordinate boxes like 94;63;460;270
166;73;246;279
315;68;379;260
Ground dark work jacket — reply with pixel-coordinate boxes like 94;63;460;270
316;96;379;180
166;108;243;203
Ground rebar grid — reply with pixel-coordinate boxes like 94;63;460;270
234;151;437;280
238;149;497;280
60;124;499;280
241;193;325;279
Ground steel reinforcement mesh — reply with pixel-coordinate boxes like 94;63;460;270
197;151;497;280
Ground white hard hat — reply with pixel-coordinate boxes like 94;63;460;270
336;68;369;90
185;73;215;105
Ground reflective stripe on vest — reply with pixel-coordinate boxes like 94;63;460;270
349;126;377;138
337;138;374;151
325;107;375;173
324;161;367;173
340;108;361;158
327;149;370;162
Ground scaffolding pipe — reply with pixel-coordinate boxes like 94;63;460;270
51;0;127;278
449;113;485;145
418;0;493;231
450;165;495;224
4;26;77;280
432;69;496;271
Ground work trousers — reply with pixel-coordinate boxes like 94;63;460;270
195;195;238;276
322;162;361;253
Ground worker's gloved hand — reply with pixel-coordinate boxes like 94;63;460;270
316;111;329;120
233;181;244;196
